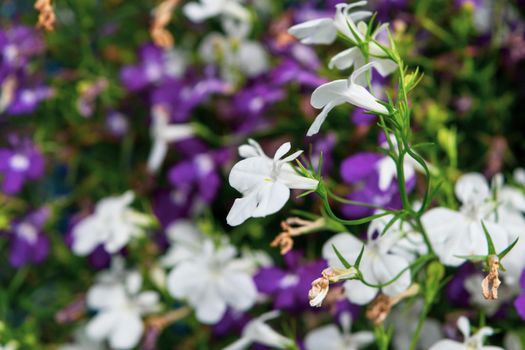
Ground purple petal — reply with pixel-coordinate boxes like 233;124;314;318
340;153;382;184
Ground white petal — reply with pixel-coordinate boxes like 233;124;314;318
374;254;411;296
351;331;375;347
328;47;363;70
195;287;227;324
455;173;490;204
251;180;290;218
229;157;271;193
376;157;397;191
311;80;348;109
147;140;167;173
226;193;259;226
87;285;127;310
288;18;337;45
109;312;144;350
217;271;257;311
428;339;465;350
183;2;221;22
86;311;117;341
348;63;389;114
304;325;343;350
166;262;207;299
370;57;398;77
222;338;252;350
273;142;291;162
72;218;104;256
343;279;377;305
322;232;363;268
307;100;343;136
160;124;194;142
278;165;319;190
222;1;250;22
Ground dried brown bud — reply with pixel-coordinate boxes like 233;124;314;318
271;217;325;255
482;256;501;300
35;0;55;31
150;0;180;48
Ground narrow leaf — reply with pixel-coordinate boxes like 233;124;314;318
332;244;352;269
481;221;496;255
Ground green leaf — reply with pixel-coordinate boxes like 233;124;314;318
354;244;365;269
498;236;519;261
332;244;352;269
481;221;496;255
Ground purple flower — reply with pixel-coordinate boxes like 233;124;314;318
254;251;327;311
514;269;525;319
4;208;50;268
0;136;45;194
0;25;45;70
168;147;231;205
120;44;186;91
7;84;53;115
105;111;129;137
307;133;337;175
339;149;414;218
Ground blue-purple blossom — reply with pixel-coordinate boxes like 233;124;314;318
0;136;45;195
4;207;50;268
513;269;525;320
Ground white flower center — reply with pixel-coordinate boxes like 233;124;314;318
4;44;18;63
249;97;264;112
17;222;38;243
279;273;299;288
9;154;30;171
145;63;163;82
195;155;214;175
21;90;36;104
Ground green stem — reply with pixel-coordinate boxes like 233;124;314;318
409;301;431;350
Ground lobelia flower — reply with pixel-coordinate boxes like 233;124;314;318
307;62;389;136
85;265;160;349
222;311;295;350
226;139;318;226
288;2;372;45
288;2;396;76
422;173;516;267
322;230;411;305
254;250;327;311
166;238;257;324
168;147;230;206
513;269;525;320
198;19;269;83
146;104;194;173
304;312;374;350
4;207;50;268
161;220;206;267
120;44;187;91
429;316;503;350
0;136;45;195
183;0;250;23
5;84;53;115
72;191;152;256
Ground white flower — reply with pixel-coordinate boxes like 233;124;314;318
388;300;443;350
183;0;250;23
72;191;152;256
307;62;388;136
288;2;372;45
166;239;257;324
322;231;411;305
227;140;318;226
304;312;374;350
59;326;105;350
199;20;268;82
147;105;194;173
161;220;205;267
0;342;18;350
367;211;427;263
422;173;516;267
289;3;396;76
223;311;294;350
514;168;525;186
429;316;503;350
85;268;160;350
463;274;516;316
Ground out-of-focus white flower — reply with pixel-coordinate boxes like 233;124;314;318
367;211;427;263
422;173;515;267
147;105;194;173
429;316;503;350
514;168;525;186
199;20;268;82
304;312;374;350
223;311;295;350
388;300;442;350
227;139;318;226
166;239;257;324
490;174;525;285
464;274;516;316
85;267;160;350
307;62;388;136
72;191;152;256
322;231;411;305
59;326;104;350
503;332;522;350
161;220;205;267
0;342;18;350
375;135;422;192
183;0;249;23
